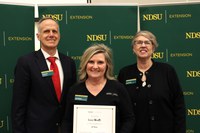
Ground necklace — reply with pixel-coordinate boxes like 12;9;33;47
141;72;146;87
142;81;146;87
137;60;152;87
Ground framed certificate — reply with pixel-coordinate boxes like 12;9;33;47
73;105;116;133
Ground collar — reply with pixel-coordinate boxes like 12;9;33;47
41;48;60;60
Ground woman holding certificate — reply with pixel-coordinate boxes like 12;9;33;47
61;44;135;133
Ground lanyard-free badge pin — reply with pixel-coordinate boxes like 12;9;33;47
41;70;54;77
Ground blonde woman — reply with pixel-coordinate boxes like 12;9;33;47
62;44;135;133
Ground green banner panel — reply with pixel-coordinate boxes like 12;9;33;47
0;4;34;132
140;4;200;133
38;5;138;77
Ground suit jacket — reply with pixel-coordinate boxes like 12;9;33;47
12;49;77;133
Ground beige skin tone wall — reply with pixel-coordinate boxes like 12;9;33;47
91;0;200;4
1;0;199;5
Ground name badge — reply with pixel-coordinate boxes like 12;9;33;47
41;70;54;77
126;78;136;85
75;95;88;102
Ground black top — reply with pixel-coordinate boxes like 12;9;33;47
61;80;135;133
118;60;186;133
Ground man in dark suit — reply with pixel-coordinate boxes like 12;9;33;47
11;17;77;133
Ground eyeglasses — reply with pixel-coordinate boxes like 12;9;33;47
134;40;152;46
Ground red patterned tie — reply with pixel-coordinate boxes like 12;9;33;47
47;57;61;102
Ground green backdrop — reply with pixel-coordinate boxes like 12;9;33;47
0;4;34;132
38;5;138;76
140;4;200;133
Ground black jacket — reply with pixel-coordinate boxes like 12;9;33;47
12;49;77;133
118;60;186;133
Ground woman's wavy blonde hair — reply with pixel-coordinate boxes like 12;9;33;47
78;43;115;82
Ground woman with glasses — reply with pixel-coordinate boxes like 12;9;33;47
117;30;186;133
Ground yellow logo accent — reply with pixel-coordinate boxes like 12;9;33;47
186;71;200;77
188;109;200;115
86;34;107;41
42;14;63;21
0;120;3;128
143;14;163;21
186;32;200;39
152;52;164;59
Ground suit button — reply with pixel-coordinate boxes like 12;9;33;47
56;123;60;126
149;100;153;104
133;102;136;106
147;84;151;88
151;116;155;121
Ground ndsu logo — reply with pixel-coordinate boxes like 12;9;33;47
0;120;3;128
186;71;200;77
143;14;163;21
186;32;200;39
152;52;164;59
188;109;200;115
42;14;63;21
86;34;107;41
0;78;2;85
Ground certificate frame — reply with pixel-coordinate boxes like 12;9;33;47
73;105;116;133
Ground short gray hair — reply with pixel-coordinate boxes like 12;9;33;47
37;17;60;33
131;30;158;49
